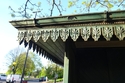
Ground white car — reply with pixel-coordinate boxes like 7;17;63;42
6;74;22;83
0;74;7;80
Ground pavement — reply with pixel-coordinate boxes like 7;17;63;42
0;80;63;83
0;81;5;83
41;82;63;83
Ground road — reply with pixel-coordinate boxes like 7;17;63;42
0;80;41;83
0;80;6;83
0;80;63;83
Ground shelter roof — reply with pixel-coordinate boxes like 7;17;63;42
10;10;125;65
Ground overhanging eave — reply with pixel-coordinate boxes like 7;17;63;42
10;10;125;28
9;10;125;65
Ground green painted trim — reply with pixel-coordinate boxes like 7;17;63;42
10;10;125;28
63;53;69;83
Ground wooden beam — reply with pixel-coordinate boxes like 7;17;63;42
63;53;69;83
75;41;125;48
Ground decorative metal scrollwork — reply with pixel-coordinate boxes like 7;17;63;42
33;30;41;42
60;29;69;42
114;26;125;40
41;30;50;42
51;29;59;42
102;26;113;41
18;31;25;42
81;27;91;41
17;25;125;42
70;28;79;41
25;30;32;42
92;26;101;41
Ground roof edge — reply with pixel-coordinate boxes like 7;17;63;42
10;10;125;28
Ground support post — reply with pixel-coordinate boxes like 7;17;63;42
20;45;30;83
63;52;69;83
54;64;57;83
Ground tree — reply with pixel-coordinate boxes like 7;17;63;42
40;61;63;79
5;46;25;74
40;67;46;77
6;52;35;75
29;52;42;70
5;47;43;76
56;66;63;78
28;52;43;78
5;46;25;67
17;52;35;75
31;69;41;78
9;0;125;18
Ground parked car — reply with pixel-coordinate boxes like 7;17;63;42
0;74;7;80
39;76;47;82
6;74;22;83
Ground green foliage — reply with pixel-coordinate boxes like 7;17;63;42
32;69;41;78
30;8;34;11
56;78;63;82
68;0;78;8
68;1;74;8
6;52;35;75
57;66;63;78
11;13;15;17
45;65;55;79
105;0;108;2
40;61;63;79
118;0;123;2
40;67;46;76
38;2;41;7
107;3;113;8
5;48;43;77
95;1;99;5
29;52;42;70
21;52;43;78
47;78;63;83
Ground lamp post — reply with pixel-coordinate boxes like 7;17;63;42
20;45;30;83
33;10;41;18
54;64;58;83
12;62;16;74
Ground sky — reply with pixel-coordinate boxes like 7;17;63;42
0;0;18;73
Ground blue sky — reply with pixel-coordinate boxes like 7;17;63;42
0;0;19;73
0;0;49;73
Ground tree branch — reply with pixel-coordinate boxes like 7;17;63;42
50;0;55;16
50;0;63;16
9;0;42;18
88;0;93;12
118;0;125;7
55;2;62;15
96;0;109;10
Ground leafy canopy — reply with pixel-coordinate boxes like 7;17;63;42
5;47;43;76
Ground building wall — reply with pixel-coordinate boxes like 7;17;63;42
75;47;125;83
65;38;77;83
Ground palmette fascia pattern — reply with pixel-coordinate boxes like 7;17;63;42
17;25;125;43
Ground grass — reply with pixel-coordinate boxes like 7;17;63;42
47;78;63;83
